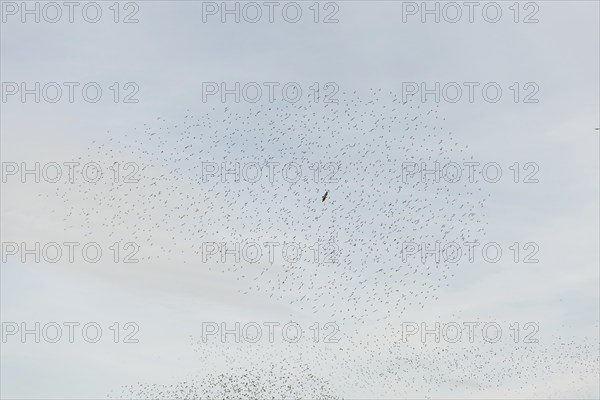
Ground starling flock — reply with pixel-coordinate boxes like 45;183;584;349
50;89;489;323
42;89;598;398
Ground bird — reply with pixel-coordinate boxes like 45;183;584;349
322;191;329;202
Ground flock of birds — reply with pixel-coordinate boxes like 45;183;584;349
40;89;598;398
107;325;599;399
50;89;489;322
112;363;341;399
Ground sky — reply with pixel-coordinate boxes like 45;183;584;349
1;1;599;399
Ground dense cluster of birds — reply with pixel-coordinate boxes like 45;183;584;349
40;90;598;397
50;89;489;323
109;326;599;399
110;363;340;399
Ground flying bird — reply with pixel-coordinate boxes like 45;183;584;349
322;191;329;202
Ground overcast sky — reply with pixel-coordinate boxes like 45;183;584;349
1;1;599;398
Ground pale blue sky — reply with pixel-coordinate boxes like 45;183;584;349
1;1;599;398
